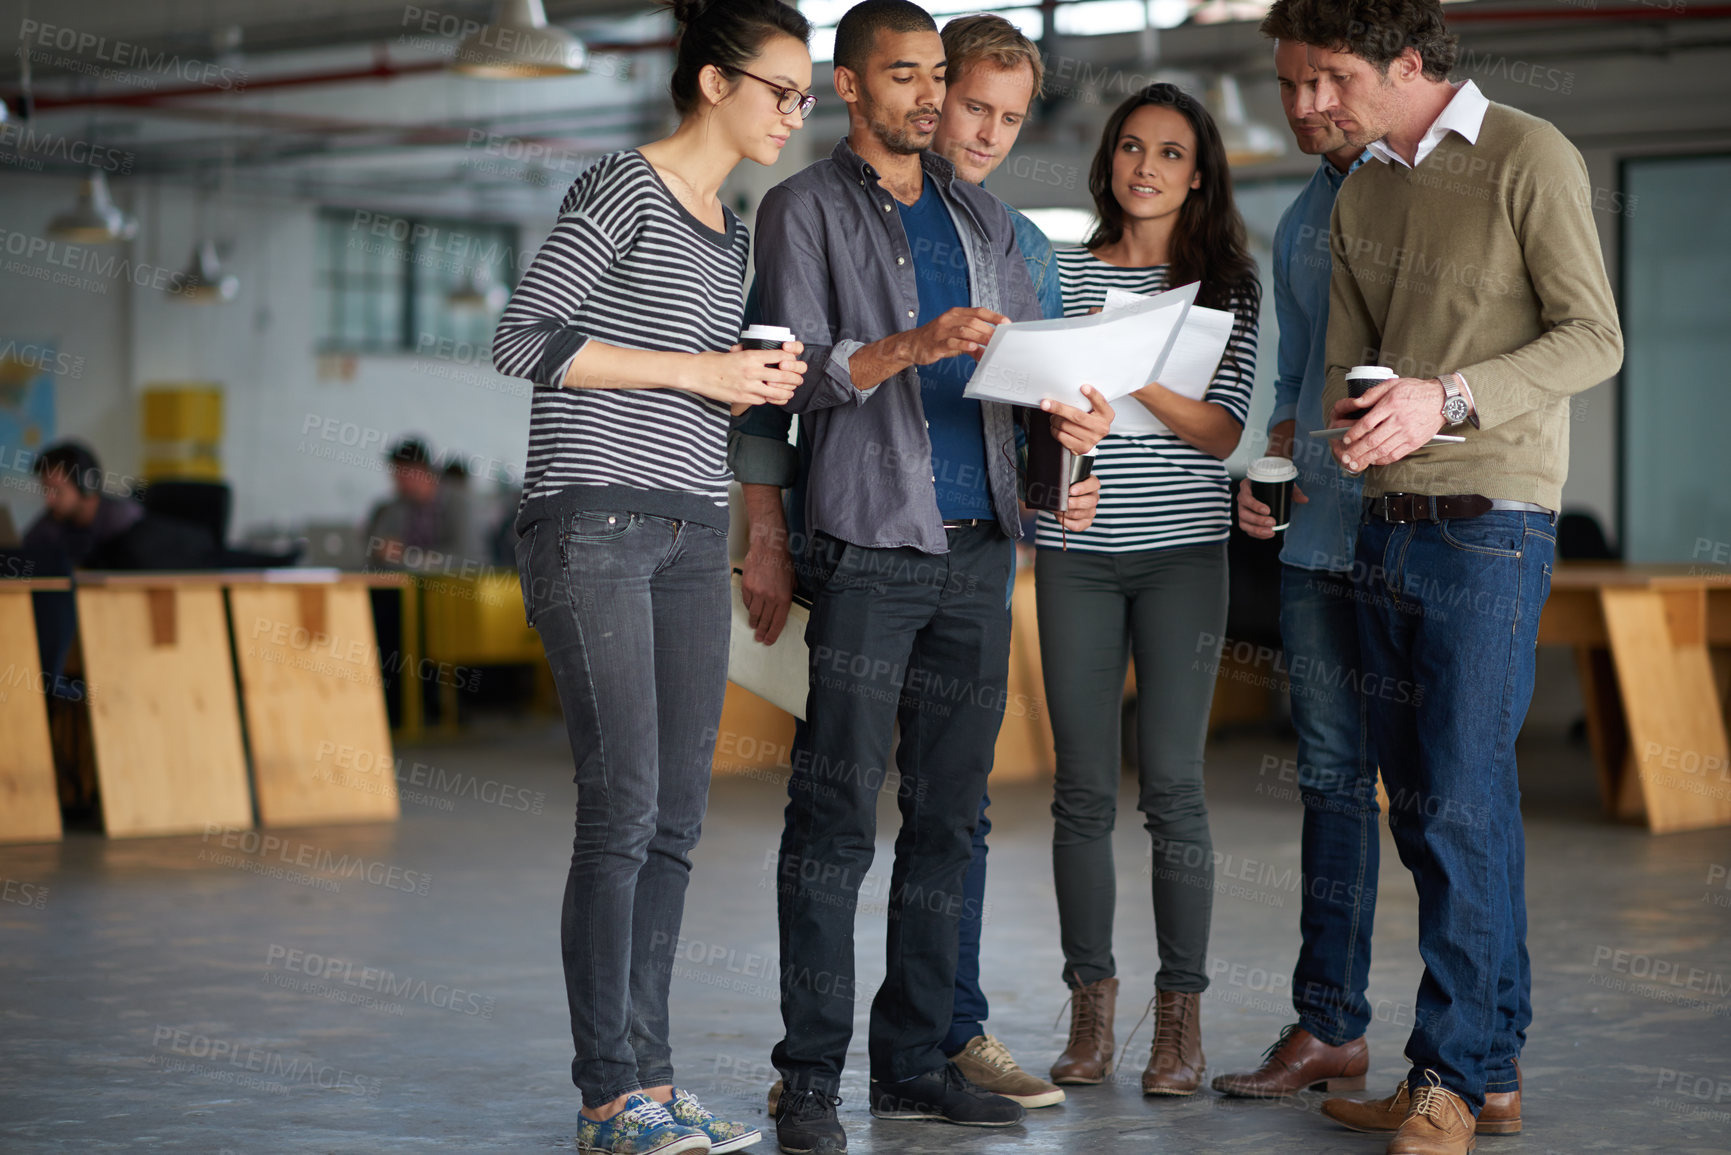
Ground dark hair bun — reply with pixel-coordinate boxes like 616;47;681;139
665;0;713;25
664;0;811;117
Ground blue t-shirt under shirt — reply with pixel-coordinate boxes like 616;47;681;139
897;180;992;520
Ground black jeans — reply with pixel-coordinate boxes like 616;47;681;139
773;524;1014;1091
516;509;730;1109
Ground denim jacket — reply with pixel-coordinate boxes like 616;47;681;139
751;137;1043;554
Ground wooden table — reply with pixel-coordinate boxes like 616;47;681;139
0;577;71;844
224;571;407;827
1537;564;1731;833
74;570;406;837
75;571;255;837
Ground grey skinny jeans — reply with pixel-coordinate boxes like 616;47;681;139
1035;541;1226;994
516;508;730;1108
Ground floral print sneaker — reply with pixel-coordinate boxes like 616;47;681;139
576;1092;709;1155
667;1088;761;1152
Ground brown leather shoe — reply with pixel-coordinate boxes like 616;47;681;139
1478;1062;1523;1135
1323;1081;1410;1132
1325;1066;1521;1135
1140;989;1205;1095
1211;1023;1368;1098
1387;1073;1476;1154
1050;976;1117;1085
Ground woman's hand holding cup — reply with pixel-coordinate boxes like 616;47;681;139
688;335;806;413
1237;472;1306;540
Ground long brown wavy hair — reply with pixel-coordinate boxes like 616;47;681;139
1084;82;1257;312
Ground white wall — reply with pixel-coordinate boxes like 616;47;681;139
127;182;547;538
0;173;554;542
0;173;134;520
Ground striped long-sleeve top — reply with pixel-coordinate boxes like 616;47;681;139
1034;248;1261;554
492;149;749;533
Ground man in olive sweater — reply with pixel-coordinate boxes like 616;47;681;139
1288;2;1623;1153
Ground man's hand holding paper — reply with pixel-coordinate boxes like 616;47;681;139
963;281;1197;413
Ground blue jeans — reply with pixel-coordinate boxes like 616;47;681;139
1353;509;1552;1112
943;788;991;1055
1280;565;1378;1047
516;509;731;1109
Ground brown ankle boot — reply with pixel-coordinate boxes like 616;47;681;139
1049;976;1117;1085
1141;989;1205;1095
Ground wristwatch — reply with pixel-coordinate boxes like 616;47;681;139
1440;374;1471;427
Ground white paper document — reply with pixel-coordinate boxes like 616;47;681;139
1099;290;1236;436
962;282;1198;411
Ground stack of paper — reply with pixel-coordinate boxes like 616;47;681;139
1100;288;1236;436
960;281;1235;439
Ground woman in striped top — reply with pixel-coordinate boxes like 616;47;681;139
1040;84;1260;1098
491;3;811;1152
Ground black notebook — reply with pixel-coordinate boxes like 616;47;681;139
1019;409;1092;513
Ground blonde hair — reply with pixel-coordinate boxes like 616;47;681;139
940;13;1044;100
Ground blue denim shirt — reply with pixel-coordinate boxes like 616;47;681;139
749;137;1043;555
1010;206;1064;322
1270;152;1369;574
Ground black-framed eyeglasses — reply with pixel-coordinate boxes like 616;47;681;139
728;67;818;119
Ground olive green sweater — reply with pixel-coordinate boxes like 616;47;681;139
1322;100;1623;510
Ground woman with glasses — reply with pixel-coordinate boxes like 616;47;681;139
1039;83;1260;1099
492;2;814;1152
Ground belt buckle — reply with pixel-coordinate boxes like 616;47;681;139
1378;494;1401;524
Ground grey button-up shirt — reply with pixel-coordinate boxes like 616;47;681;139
753;137;1042;555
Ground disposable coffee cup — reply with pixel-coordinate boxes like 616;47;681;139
1346;364;1396;401
740;324;796;358
1247;456;1299;532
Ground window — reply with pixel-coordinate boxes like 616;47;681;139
1619;154;1731;562
315;210;518;354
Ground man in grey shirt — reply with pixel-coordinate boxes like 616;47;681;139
753;3;1111;1151
364;437;462;570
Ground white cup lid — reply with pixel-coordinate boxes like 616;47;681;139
1346;364;1396;381
1247;456;1298;482
741;324;795;342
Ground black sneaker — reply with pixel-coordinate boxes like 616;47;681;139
773;1086;847;1154
868;1061;1027;1127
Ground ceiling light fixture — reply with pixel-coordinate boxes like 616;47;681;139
453;0;587;78
171;238;240;303
48;169;138;243
1208;73;1285;166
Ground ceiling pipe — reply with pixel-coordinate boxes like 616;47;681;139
10;38;673;113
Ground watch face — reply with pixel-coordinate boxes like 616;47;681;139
1443;397;1470;425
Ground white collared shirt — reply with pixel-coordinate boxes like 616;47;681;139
1366;79;1489;169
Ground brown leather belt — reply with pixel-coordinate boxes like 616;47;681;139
1370;493;1491;522
1364;493;1555;523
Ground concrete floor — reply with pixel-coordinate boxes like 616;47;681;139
3;704;1730;1154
